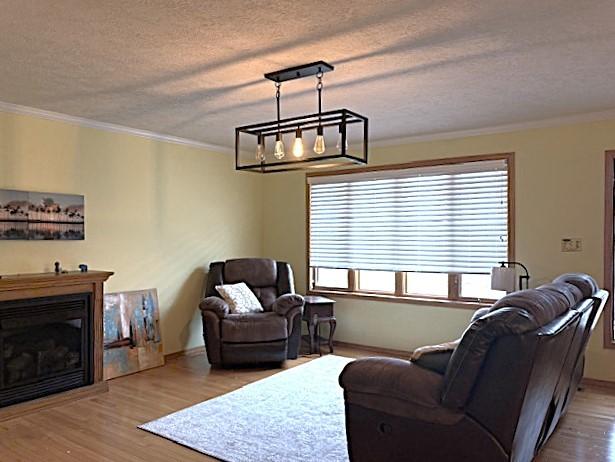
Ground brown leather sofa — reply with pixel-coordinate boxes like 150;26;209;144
199;258;304;367
339;273;608;462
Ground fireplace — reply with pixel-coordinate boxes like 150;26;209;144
0;293;94;407
0;270;112;419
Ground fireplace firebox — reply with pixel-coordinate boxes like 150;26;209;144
0;293;94;407
0;270;112;419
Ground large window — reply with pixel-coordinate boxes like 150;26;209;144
307;154;513;305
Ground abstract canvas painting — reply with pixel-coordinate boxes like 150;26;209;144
103;289;164;380
0;188;84;240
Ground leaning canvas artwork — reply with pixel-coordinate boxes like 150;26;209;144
0;189;85;240
103;289;164;380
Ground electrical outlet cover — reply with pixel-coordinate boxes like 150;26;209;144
561;238;582;252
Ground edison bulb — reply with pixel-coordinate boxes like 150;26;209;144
255;137;266;161
313;127;326;155
292;128;304;158
274;134;285;159
336;132;349;153
292;138;304;158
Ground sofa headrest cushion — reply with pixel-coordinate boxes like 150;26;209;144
536;282;584;306
224;258;277;287
552;273;599;299
489;289;569;326
442;308;537;409
471;307;491;323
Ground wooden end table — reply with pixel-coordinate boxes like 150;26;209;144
302;295;336;355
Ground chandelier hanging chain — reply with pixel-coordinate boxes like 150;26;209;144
275;82;282;132
316;71;323;118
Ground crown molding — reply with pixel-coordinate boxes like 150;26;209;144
371;109;615;148
0;101;233;154
3;100;615;156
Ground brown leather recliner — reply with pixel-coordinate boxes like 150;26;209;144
339;273;608;462
199;258;304;367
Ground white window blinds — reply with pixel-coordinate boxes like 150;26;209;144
308;159;509;274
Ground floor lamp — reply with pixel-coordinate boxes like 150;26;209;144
491;261;531;292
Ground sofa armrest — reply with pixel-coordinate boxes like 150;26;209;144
272;293;304;317
199;296;229;318
339;357;462;424
340;357;443;406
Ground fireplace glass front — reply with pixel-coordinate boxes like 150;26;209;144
0;293;93;407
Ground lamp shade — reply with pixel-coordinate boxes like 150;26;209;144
491;266;516;292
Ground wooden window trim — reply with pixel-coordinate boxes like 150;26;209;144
604;150;615;349
311;269;498;309
348;269;358;292
312;267;349;292
355;269;397;294
394;271;406;296
448;274;461;300
305;152;515;307
307;288;492;310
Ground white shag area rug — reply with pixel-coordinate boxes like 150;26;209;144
139;355;354;462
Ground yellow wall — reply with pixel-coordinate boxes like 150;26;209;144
262;119;615;381
3;109;615;382
0;111;263;354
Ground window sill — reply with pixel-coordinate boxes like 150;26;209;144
307;288;494;310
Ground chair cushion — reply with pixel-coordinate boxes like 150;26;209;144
216;282;263;314
251;286;278;310
221;312;288;343
224;258;277;287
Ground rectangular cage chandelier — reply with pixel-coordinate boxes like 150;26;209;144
235;61;368;173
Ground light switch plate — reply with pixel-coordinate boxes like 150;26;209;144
561;238;582;252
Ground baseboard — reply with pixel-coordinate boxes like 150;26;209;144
581;377;615;391
164;342;409;361
165;346;206;361
333;340;411;358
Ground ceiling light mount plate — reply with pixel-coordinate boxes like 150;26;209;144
264;61;334;82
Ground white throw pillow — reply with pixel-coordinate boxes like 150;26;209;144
215;282;263;314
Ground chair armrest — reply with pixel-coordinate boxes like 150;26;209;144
199;296;229;318
272;293;304;317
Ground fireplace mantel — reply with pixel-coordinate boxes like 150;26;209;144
0;270;114;293
0;270;113;421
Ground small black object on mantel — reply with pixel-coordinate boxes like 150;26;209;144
79;264;88;272
54;261;62;274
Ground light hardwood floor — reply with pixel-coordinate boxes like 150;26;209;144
0;345;613;461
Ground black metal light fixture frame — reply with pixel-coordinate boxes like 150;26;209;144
235;61;369;173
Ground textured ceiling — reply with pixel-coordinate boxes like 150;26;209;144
1;0;615;149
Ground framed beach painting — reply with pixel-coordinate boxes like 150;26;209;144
103;289;164;380
0;188;84;240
